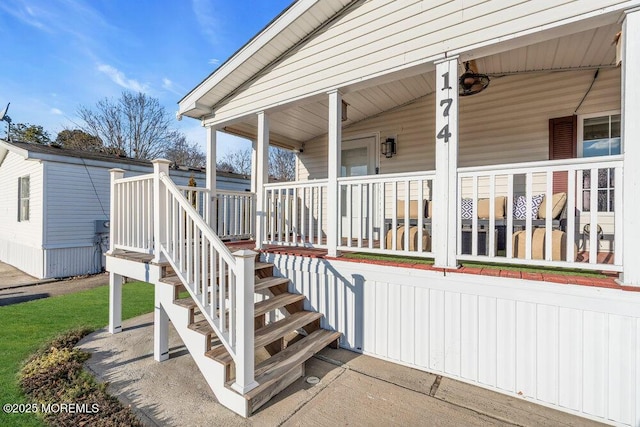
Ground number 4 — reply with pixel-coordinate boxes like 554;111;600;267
437;124;451;143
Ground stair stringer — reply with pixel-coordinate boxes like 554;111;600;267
155;280;249;417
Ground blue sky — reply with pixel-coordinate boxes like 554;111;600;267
0;0;291;158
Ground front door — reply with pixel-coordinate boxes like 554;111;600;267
341;136;377;241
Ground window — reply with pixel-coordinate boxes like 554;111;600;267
18;176;30;221
579;113;620;212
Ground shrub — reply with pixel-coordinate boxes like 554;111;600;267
18;329;142;427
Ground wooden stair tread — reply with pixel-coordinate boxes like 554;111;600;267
255;311;322;349
255;262;273;270
255;276;289;291
174;297;197;309
244;329;341;413
253;329;341;379
188;319;213;335
204;311;324;366
205;343;233;365
160;274;182;286
254;293;305;317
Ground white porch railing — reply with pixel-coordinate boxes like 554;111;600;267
111;173;154;253
177;187;255;241
160;172;257;393
337;171;436;257
177;185;210;223
457;156;623;271
263;180;328;247
215;191;255;241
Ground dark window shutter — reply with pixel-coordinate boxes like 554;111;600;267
549;115;577;193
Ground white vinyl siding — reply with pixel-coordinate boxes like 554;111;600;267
211;0;633;124
0;152;44;277
268;253;640;426
298;68;621;179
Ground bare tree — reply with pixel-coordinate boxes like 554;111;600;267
217;148;251;175
216;146;296;181
78;91;175;160
269;147;296;181
165;134;206;168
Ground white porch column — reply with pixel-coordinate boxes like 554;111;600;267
327;90;342;257
154;290;169;362
433;57;459;269
152;159;171;263
255;112;269;249
622;8;640;286
108;272;123;334
206;126;217;229
251;140;257;194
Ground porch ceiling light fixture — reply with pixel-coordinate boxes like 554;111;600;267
459;61;490;96
381;137;396;158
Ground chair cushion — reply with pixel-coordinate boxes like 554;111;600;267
385;226;431;251
513;194;544;220
538;192;567;220
512;228;577;261
461;198;473;219
477;196;506;219
396;200;422;220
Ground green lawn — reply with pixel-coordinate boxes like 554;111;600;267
0;281;154;427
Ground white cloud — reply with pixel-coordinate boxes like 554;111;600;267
209;58;220;66
97;64;148;92
50;108;63;115
162;78;173;89
192;0;221;45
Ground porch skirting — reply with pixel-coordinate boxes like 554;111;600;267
265;252;640;426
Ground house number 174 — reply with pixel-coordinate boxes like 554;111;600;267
437;71;453;143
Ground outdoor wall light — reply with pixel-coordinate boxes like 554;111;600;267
381;137;396;158
341;100;348;122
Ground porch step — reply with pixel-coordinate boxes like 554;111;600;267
174;297;198;310
255;276;289;292
255;311;322;348
255;262;274;278
245;328;341;414
254;293;305;318
204;311;323;366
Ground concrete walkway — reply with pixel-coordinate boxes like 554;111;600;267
78;313;603;427
0;261;108;306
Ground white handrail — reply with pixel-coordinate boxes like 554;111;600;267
158;172;257;392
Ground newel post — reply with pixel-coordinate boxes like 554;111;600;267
152;159;171;263
108;168;125;254
231;249;259;394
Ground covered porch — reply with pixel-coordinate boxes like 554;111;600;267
183;10;638;285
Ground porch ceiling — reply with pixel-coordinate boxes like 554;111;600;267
222;23;620;148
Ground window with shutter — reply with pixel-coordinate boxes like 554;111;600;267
549;115;577;194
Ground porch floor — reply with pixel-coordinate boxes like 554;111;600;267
108;242;634;292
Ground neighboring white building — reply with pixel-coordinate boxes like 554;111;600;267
0;140;250;279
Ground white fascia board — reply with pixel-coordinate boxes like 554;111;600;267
0;139;29;159
178;0;320;116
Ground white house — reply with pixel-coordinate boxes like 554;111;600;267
0;140;250;279
106;1;640;424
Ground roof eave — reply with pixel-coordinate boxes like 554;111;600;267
178;0;320;117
